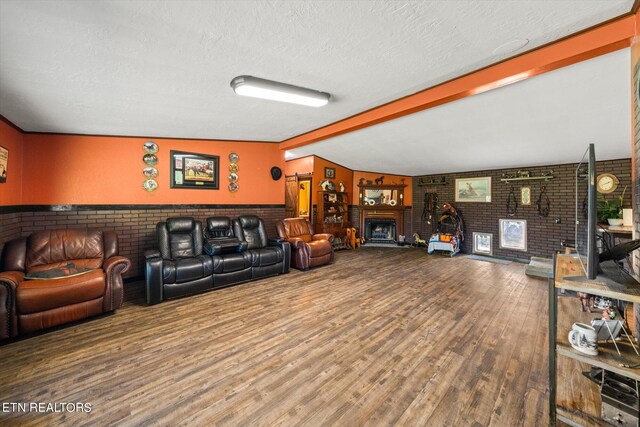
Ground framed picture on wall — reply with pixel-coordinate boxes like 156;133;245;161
0;145;7;183
454;177;491;202
499;219;527;251
170;150;219;189
521;186;531;206
472;232;493;256
325;167;336;179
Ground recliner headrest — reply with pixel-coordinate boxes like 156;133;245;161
207;217;232;231
167;217;196;233
237;215;260;229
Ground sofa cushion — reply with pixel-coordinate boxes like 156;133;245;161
17;269;105;314
26;229;105;272
163;255;213;284
308;240;333;258
212;252;252;274
249;247;284;267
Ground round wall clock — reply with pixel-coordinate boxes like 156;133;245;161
596;173;619;194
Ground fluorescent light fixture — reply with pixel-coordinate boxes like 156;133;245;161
230;75;330;107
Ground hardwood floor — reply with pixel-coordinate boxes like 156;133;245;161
0;248;549;426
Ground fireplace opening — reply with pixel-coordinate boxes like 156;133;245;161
364;218;396;244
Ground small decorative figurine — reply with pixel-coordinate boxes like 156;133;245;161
577;292;594;312
375;175;385;185
339;181;345;192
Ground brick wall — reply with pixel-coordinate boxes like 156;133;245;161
0;205;285;279
0;212;22;255
410;159;631;260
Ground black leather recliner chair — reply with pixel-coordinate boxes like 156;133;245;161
145;217;213;305
204;217;252;288
233;215;290;279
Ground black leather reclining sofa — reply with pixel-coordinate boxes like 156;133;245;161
145;215;290;305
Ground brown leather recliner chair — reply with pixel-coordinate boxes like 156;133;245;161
276;218;334;270
0;229;131;340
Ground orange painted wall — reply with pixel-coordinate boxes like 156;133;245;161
313;157;353;205
0;120;23;206
352;171;412;206
21;134;284;205
284;156;314;176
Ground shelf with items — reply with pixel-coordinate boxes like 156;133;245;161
550;253;640;426
317;191;349;249
556;295;640;381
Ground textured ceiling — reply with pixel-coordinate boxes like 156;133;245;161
0;0;633;145
287;49;632;175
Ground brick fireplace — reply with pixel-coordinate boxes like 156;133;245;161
359;208;405;244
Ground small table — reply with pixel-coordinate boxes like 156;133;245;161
597;223;633;251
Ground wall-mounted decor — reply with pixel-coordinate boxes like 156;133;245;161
143;154;158;166
143;179;158;192
499;219;527;251
228;182;238;192
455;177;491;202
473;232;493;255
170;150;219;190
0;145;8;183
229;152;239;163
143;167;158;179
270;166;282;181
229;163;239;173
143;141;158;154
521;186;531;206
325;167;336;179
228;173;238;182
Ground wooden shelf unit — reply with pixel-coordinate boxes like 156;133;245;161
316;191;349;249
549;253;640;425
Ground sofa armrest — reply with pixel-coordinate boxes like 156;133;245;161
145;252;164;305
313;233;334;243
103;256;131;312
145;249;161;260
0;271;22;340
284;237;306;249
268;240;291;274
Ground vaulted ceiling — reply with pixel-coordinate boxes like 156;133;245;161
0;0;635;175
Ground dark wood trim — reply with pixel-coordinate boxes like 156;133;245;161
0;204;285;214
24;131;278;144
0;115;24;133
632;0;640;13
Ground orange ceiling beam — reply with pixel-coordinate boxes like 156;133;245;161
280;14;636;151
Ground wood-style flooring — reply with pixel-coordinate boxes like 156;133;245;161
0;248;549;426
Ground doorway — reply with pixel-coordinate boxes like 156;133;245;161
284;174;313;221
298;177;312;220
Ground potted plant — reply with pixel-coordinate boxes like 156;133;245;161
597;186;627;226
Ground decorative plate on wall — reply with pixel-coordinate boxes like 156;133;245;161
143;167;158;179
229;152;239;163
143;154;158;166
228;173;239;182
228;182;238;192
144;141;159;154
229;163;239;173
143;179;158;192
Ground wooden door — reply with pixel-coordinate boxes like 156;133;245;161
284;175;298;218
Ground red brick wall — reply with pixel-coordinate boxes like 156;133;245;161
410;159;632;260
1;206;285;278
